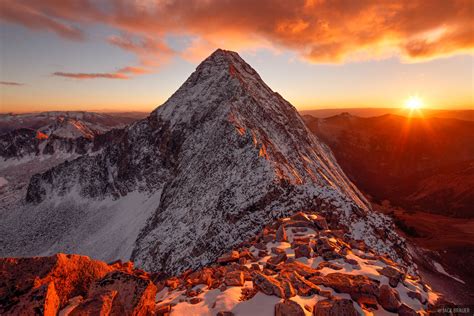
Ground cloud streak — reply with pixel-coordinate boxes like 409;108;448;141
0;81;24;86
53;72;129;80
2;0;472;64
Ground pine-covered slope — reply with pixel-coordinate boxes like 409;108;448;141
1;50;406;275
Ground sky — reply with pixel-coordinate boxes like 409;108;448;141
0;0;473;113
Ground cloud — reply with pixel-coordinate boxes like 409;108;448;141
107;34;175;67
0;0;84;40
2;0;473;63
117;66;150;74
53;72;129;80
0;81;24;86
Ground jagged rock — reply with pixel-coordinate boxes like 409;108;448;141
314;238;335;254
0;254;113;315
317;262;343;270
312;215;329;230
281;280;297;298
165;277;181;290
253;272;284;297
69;290;117;316
217;251;240;263
156;304;172;316
251;263;261;271
276;225;288;242
377;266;404;287
7;282;60;316
398;303;418;316
313;298;360;316
275;300;305;316
272;247;286;255
407;290;424;304
284;220;316;229
267;252;287;265
291;212;313;223
294;244;312;258
280;271;320;296
224;271;244;286
345;258;359;265
310;273;379;303
278;261;320;277
378;284;401;312
186;268;214;287
87;270;157;315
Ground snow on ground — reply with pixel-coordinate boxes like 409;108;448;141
154;213;436;316
433;261;465;284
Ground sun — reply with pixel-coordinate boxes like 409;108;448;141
405;96;423;110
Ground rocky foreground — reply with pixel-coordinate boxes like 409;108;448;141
0;212;437;315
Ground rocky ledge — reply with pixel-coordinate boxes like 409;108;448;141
0;212;439;315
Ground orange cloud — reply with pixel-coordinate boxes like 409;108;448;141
2;0;472;63
53;72;129;80
117;66;150;74
0;0;84;40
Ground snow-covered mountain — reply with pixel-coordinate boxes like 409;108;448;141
0;111;140;135
0;49;407;276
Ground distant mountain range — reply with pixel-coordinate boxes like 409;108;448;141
301;108;474;121
303;113;474;218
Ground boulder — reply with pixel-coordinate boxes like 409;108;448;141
267;252;287;265
281;279;296;298
185;268;214;287
278;261;320;277
295;244;312;259
165;277;181;290
280;271;320;296
252;272;284;298
313;298;360;316
155;304;171;316
378;284;401;312
407;291;424;304
86;270;157;316
309;273;379;302
225;271;245;287
217;251;240;263
291;212;313;223
377;266;403;287
317;262;343;270
398;303;418;316
69;290;117;316
312;216;329;230
275;300;305;316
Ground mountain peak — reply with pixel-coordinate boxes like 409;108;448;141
17;49;404;276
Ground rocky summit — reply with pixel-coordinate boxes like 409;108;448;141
1;49;406;275
0;212;437;315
